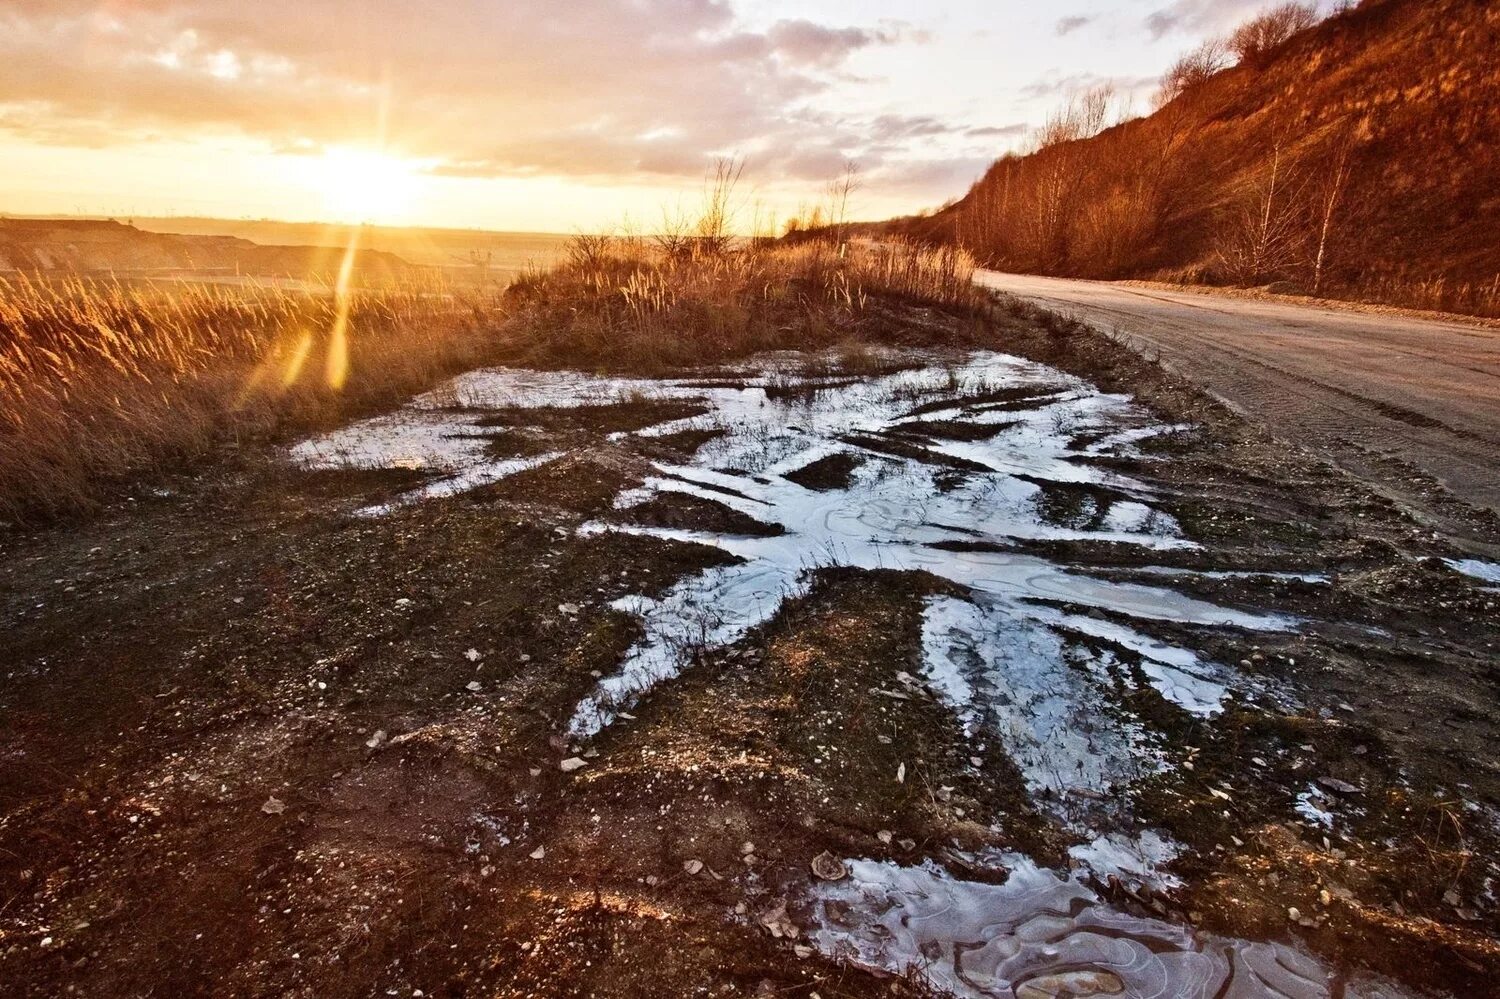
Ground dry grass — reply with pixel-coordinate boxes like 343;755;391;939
0;239;986;523
0;273;504;522
497;237;986;368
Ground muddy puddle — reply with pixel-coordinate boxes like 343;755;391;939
293;350;1420;997
806;853;1411;999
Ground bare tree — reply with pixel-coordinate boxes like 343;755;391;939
826;160;862;250
1229;3;1319;67
1157;38;1230;105
1217;135;1309;283
694;157;745;257
653;200;695;259
1309;117;1365;294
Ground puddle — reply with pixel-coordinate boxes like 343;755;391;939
805;853;1413;999
1445;558;1500;586
296;351;1304;827
288;352;1437;995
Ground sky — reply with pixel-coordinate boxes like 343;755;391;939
0;0;1297;232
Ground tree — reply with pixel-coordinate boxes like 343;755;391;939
1308;116;1367;294
1217;135;1309;283
1229;3;1319;67
694;157;744;257
826;161;861;250
1157;38;1230;105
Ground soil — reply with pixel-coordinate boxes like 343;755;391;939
3;296;1499;998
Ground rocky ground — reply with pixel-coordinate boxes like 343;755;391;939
2;300;1499;998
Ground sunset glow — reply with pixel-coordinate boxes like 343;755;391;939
0;0;1331;229
310;148;426;224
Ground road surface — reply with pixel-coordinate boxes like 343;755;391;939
979;271;1500;528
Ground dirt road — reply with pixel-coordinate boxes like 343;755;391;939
978;271;1500;532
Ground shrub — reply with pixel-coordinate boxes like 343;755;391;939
1229;3;1320;66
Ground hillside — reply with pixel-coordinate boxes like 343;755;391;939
894;0;1500;315
0;219;420;283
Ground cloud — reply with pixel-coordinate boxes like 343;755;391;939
965;123;1029;139
1055;16;1094;36
0;1;920;187
1144;0;1267;39
1019;71;1158;102
765;20;894;67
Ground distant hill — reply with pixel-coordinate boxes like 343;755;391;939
887;0;1500;316
0;218;421;283
127;217;571;279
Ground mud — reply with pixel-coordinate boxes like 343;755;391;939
2;303;1499;998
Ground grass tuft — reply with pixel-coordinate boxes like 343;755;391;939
497;237;986;369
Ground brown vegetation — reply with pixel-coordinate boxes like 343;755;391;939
0;274;504;523
500;237;983;369
0;237;980;523
893;0;1500;316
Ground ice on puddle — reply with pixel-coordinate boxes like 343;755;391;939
806;854;1414;999
1444;557;1500;585
293;351;1302;789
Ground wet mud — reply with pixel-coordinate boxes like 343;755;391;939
3;316;1499;997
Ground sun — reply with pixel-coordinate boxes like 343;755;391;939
311;146;423;224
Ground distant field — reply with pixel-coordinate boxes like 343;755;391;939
129;217;572;281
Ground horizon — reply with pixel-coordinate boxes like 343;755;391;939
0;0;1340;232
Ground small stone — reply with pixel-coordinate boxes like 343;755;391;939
683;859;704;876
529;846;545;860
1016;970;1124;998
758;900;798;940
810;851;847;881
464;648;482;662
365;729;388;750
876;829;893;845
559;757;587;772
1317;776;1360;795
465;680;483;692
261;796;286;815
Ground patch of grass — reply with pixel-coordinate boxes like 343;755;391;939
0;272;506;522
494;237;988;370
1;238;984;525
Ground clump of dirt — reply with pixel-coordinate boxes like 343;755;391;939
474;399;709;434
613;492;784;537
784;453;864;491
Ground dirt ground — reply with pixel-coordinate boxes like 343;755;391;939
979;270;1500;532
3;300;1500;998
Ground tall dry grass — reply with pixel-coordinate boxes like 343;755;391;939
0;274;503;522
0;238;985;522
498;237;986;368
